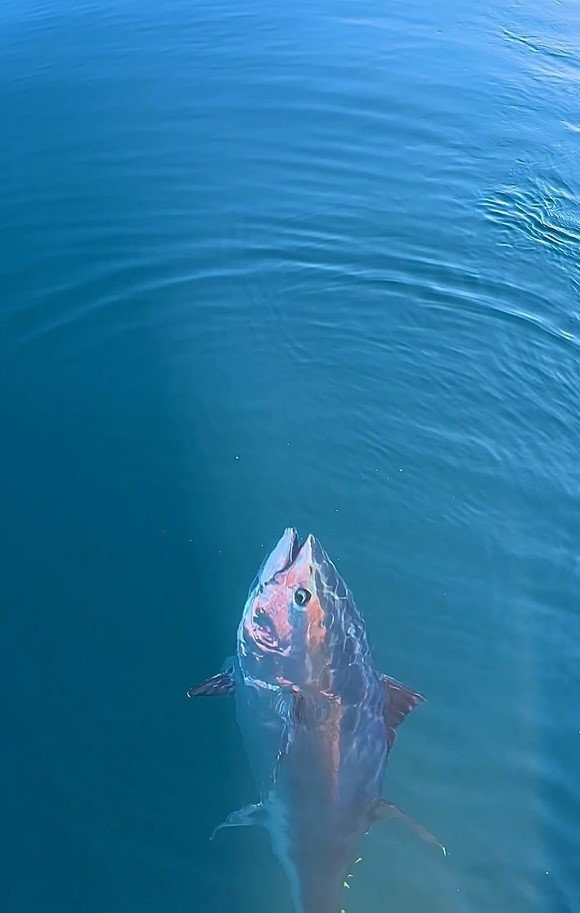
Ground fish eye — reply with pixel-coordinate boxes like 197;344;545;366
294;587;311;607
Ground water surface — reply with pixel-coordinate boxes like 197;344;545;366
1;1;579;911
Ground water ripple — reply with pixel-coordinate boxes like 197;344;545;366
482;161;580;288
502;28;580;69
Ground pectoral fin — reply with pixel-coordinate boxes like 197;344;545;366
211;803;265;839
371;798;446;855
382;675;425;751
187;670;235;697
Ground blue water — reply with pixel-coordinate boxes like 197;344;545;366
1;1;579;911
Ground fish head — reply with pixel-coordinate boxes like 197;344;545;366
238;528;353;690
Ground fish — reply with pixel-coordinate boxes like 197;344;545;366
188;528;444;913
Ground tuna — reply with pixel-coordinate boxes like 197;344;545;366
188;528;443;913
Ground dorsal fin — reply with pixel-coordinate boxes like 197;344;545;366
382;675;425;751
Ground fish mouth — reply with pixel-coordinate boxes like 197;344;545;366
288;528;302;565
284;530;318;572
258;527;302;585
256;528;321;592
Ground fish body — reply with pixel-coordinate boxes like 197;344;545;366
188;529;441;913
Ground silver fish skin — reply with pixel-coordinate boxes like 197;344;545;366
188;528;439;913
